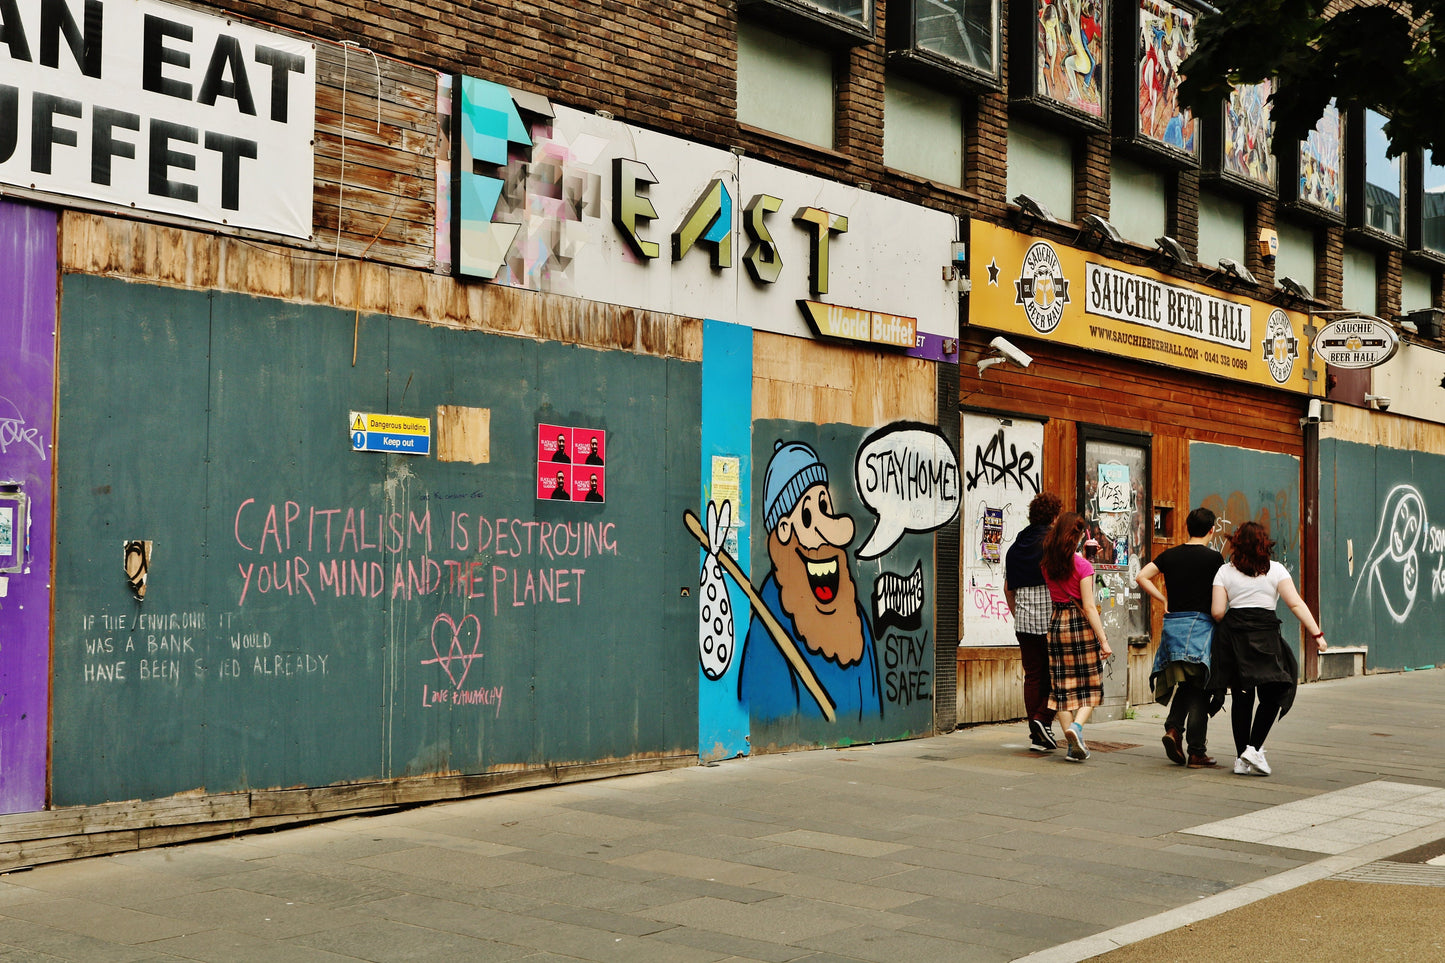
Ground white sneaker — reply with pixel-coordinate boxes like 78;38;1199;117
1241;745;1272;775
1233;756;1254;775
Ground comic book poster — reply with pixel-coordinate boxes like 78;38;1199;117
1136;0;1197;154
1223;79;1275;189
1298;101;1343;215
1035;0;1105;117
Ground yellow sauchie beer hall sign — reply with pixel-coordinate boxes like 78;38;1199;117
969;221;1312;394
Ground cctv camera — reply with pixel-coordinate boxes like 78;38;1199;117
1365;394;1392;412
1305;398;1322;423
989;336;1033;369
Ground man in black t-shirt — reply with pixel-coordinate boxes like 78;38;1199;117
1136;507;1225;768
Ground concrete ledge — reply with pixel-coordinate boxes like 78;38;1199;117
1320;645;1367;681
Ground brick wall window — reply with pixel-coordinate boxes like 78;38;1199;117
1197;191;1245;268
737;21;836;147
900;0;998;77
1359;109;1404;239
1006;116;1073;221
885;73;965;186
1342;245;1379;313
1110;154;1166;244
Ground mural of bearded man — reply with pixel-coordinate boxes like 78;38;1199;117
737;440;882;722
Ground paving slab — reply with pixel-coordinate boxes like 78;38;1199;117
0;670;1443;962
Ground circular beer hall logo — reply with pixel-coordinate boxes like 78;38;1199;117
1261;309;1300;384
1013;242;1070;334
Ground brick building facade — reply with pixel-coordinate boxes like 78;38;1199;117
2;0;1444;864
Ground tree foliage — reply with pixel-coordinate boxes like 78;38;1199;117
1178;0;1445;162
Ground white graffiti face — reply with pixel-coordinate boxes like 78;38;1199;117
854;423;960;560
1354;485;1430;623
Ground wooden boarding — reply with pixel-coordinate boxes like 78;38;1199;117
752;330;936;424
955;647;1026;724
313;44;439;270
0;754;695;873
58;213;703;363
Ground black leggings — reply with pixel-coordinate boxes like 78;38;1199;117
1231;682;1291;754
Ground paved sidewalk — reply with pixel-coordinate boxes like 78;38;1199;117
1;668;1442;962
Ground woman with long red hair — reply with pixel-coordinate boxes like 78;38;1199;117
1210;521;1327;776
1041;512;1114;761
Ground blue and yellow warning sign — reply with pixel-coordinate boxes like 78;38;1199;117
350;411;431;455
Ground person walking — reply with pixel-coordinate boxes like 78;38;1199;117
1005;492;1064;752
1135;507;1225;769
1210;521;1327;776
1041;512;1113;762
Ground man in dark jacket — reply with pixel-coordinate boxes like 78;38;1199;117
1005;491;1063;751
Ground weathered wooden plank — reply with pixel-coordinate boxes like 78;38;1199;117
315;94;439;136
315;48;439;113
0;793;251;844
436;406;492;464
314;143;436;189
58;214;699;359
0;754;697;872
0;829;141;872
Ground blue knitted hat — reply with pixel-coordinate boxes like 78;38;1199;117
763;440;828;532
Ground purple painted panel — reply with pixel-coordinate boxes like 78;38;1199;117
0;201;57;814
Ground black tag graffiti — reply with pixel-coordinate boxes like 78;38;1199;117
964;428;1040;494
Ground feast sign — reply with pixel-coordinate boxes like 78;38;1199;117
969;221;1311;393
0;0;315;237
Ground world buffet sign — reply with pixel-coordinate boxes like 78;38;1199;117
969;221;1310;393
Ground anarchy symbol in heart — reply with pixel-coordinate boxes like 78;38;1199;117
422;613;484;689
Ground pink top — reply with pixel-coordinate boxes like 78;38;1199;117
1044;553;1094;604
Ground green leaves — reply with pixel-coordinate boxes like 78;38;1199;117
1178;0;1445;162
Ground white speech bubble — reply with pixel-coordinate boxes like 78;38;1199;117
854;423;961;559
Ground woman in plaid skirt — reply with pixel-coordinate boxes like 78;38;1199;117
1042;512;1114;761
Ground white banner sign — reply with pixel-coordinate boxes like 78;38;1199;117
0;0;315;237
1086;262;1251;350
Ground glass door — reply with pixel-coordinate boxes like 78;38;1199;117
1078;426;1151;720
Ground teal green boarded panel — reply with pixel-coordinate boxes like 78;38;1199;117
382;326;701;770
204;292;392;790
1320;439;1442;670
741;420;938;749
1189;443;1300;641
381;324;538;776
1188;442;1302;575
54;276;699;806
55;282;217;803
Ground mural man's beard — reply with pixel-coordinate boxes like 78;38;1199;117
769;530;865;666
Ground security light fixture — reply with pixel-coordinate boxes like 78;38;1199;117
1217;257;1258;286
1154;235;1190;265
1011;194;1056;228
1077;214;1123;249
1277;275;1313;302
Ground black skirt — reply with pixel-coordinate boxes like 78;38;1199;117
1210;607;1300;714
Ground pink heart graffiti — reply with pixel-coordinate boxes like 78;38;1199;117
422;612;484;689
